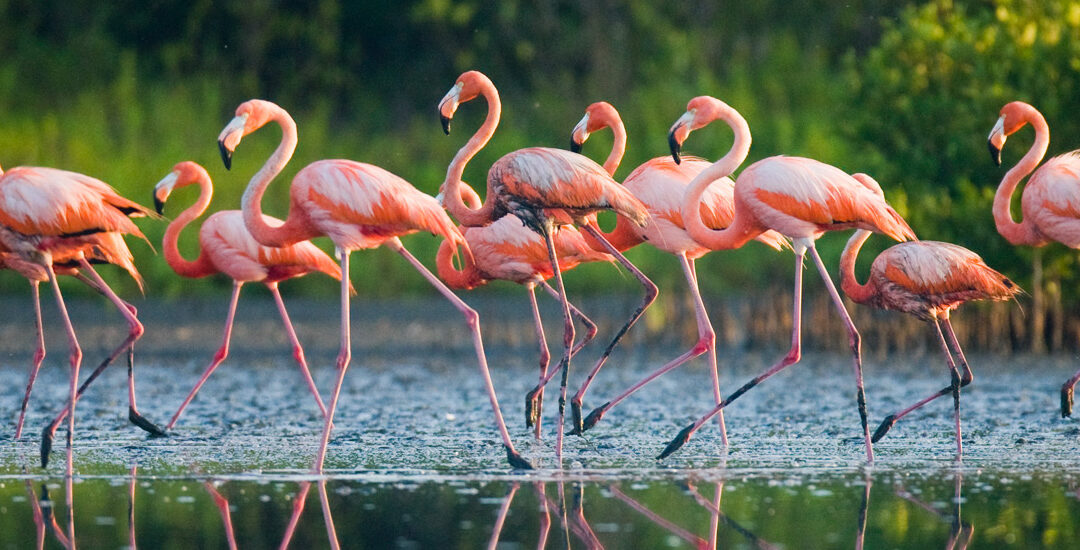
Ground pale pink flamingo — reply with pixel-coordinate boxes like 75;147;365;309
0;164;160;473
657;96;916;462
153;161;338;430
987;101;1080;417
438;70;656;460
841;173;1020;457
435;184;609;438
566;101;788;438
217;99;531;470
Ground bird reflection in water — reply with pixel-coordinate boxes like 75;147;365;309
895;472;973;550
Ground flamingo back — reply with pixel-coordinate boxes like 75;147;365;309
1024;151;1080;247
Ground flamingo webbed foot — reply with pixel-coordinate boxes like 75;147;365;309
525;388;542;428
39;424;56;469
505;446;534;470
657;423;695;460
570;399;584;435
129;407;167;437
1062;384;1074;418
580;402;608;434
871;414;897;443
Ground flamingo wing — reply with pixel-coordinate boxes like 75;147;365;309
875;241;1019;302
1026;151;1080;247
202;211;342;282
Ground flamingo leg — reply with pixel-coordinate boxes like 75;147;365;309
128;466;136;550
871;316;973;445
317;481;340;550
39;261;81;476
569;484;604;549
570;224;658;433
610;484;703;547
267;282;328;418
576;253;726;442
856;474;872;550
525;280;597;431
279;482;312;550
486;483;519;550
388;238;531;469
658;246;806;460
539;222;575;465
311;248;352;473
525;282;550;439
16;281;46;439
807;245;873;464
205;482;239;550
164;281;243;431
534;483;552;550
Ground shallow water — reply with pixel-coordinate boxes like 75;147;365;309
1;297;1078;547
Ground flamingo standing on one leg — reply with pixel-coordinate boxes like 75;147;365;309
153;161;338;430
0;164;161;473
657;96;917;462
218;99;531;470
841;173;1020;457
565;101;788;437
438;70;656;461
986;101;1080;417
435;184;609;439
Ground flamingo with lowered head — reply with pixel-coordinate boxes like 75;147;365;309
566;101;788;439
438;70;656;460
986;100;1080;417
657;96;916;463
218;98;531;470
842;173;1020;457
152;161;339;430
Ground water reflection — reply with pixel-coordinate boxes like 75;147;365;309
895;473;972;550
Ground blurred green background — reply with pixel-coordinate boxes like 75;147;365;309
0;0;1076;348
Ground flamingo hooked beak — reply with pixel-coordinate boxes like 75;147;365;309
570;112;590;154
153;171;179;215
668;110;695;165
217;114;249;170
987;115;1006;167
438;82;463;135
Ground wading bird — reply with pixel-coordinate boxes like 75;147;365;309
218;99;531;470
842;173;1020;457
658;96;916;463
438;70;656;460
567;101;787;438
435;184;608;438
0;164;161;473
987;101;1080;417
153;161;337;430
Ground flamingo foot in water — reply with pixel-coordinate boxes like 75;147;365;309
129;407;166;437
1062;384;1074;418
657;423;695;460
505;446;534;470
871;414;898;443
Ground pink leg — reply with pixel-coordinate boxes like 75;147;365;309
807;245;873;464
165;282;243;431
570;224;658;433
525;282;551;439
279;482;312;550
539;223;575;465
311;249;352;473
1062;368;1080;418
389;239;531;469
658;246;806;460
540;280;600;357
205;482;239;550
577;253;727;443
534;483;552;550
486;483;519;550
128;466;137;550
871;316;973;446
267;282;328;417
39;262;81;477
610;484;704;547
25;475;47;550
16;281;46;439
568;484;603;549
317;481;340;550
856;474;872;550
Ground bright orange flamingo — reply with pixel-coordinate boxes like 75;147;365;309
153;161;337;430
657;96;916;462
438;70;656;460
841;173;1020;457
0;164;160;473
987;101;1080;417
217;99;531;470
566;101;788;438
435;184;609;439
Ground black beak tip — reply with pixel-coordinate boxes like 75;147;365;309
153;196;165;215
988;140;1002;167
440;115;452;136
219;140;233;170
668;131;682;165
570;139;582;154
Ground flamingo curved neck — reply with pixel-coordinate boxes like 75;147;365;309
435;237;483;289
839;229;875;304
994;104;1050;246
241;105;312;247
681;106;757;251
443;83;501;227
602;117;627;176
163;176;216;279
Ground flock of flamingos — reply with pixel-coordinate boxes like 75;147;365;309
1;69;1078;475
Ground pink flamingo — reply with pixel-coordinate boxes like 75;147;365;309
0;164;161;473
435;184;608;438
438;70;656;460
657;96;916;462
566;101;788;437
841;173;1020;457
152;161;337;430
217;99;531;470
987;101;1080;417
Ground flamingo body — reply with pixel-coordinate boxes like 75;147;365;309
1018;152;1080;247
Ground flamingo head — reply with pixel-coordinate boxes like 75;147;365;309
988;101;1034;166
154;161;210;214
218;99;280;170
668;96;727;164
570;101;619;153
439;71;491;135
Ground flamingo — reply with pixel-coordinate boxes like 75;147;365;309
566;101;788;438
438;70;656;460
217;99;531;470
841;173;1020;457
657;96;917;462
0;164;161;473
435;184;609;438
986;100;1080;417
152;161;339;430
